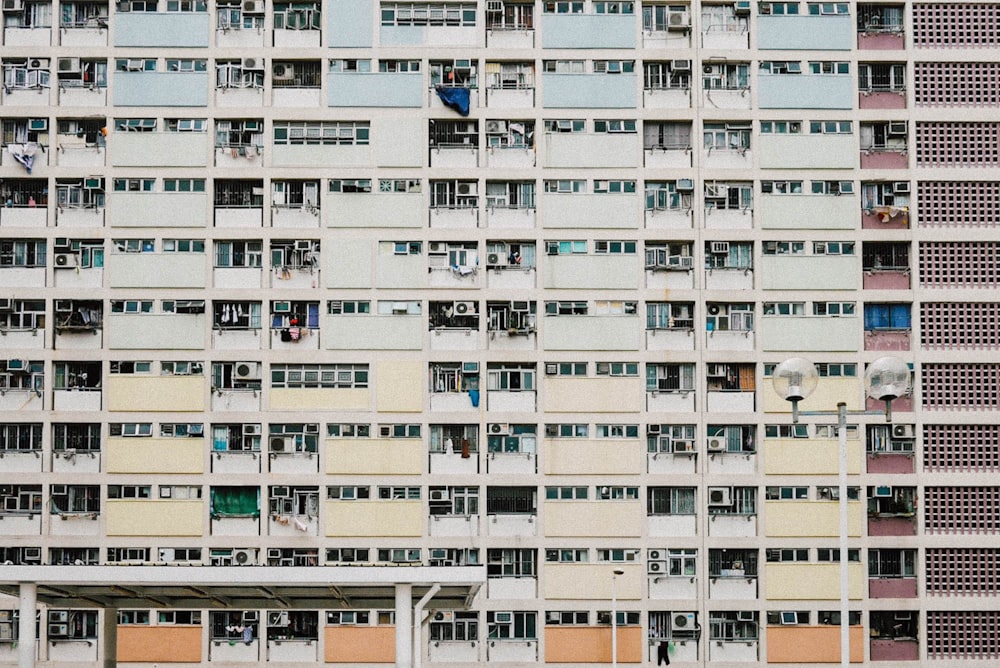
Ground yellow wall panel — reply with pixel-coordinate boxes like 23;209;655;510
544;502;642;537
375;360;424;412
546;378;643;413
763;377;863;414
107;376;205;412
106;500;204;536
763;438;862;475
544;626;642;664
544;563;643;600
325;438;423;475
118;626;202;663
269;387;369;411
324;500;422;537
766;625;864;663
545;440;643;475
324;626;395;663
764;501;863;537
765;563;865;600
106;438;204;474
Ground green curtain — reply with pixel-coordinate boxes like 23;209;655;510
211;487;260;517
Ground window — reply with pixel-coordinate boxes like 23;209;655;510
268;424;319;454
216;61;263;89
428;486;479;516
543;179;586;194
160;361;204;375
543;1;583;13
809;120;852;134
544;301;588;315
813;301;855;316
0;240;45;267
645;181;692;211
378;59;420;72
858;63;905;92
381;2;477;26
329;179;373;193
269;300;319;328
487;548;536;578
273;2;321;30
271;364;368;388
377;486;420;500
166;0;207;10
760;1;800;14
596;424;639;438
487;365;535;392
644;121;691;151
272;180;320;209
706;425;756;454
701;3;748;33
0;423;42;453
761;181;803;194
0;299;44;331
595;1;634;12
215;120;264;152
53;423;101;453
811;180;854;195
327;486;371;500
429;59;478;87
217;1;264;30
644;61;691;90
704;123;751;152
763;241;805;255
273;121;369;145
596;486;639;500
593;60;635;74
766;548;809;561
542;60;585;73
594;239;637;253
161;238;205;251
809;61;850;75
647;487;695;515
109;361;153;374
593;119;637;134
596;362;639;377
107;485;152;499
702;63;749;90
760;120;803;134
817;548;861;562
165;59;208;72
857;3;902;31
545;548;588;563
759;60;802;74
546;362;588;377
807;1;847;13
488;611;536;640
329;59;372;73
869;548;915;578
113;179;155;192
2;60;51;89
704;183;753;211
864;303;911;331
545;486;588;500
430;363;479;393
646;363;695;392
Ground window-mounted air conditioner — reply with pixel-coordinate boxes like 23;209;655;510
273;301;292;313
671;59;691;71
486;0;503;12
738;611;755;621
893;181;910;193
295;240;313;251
489;423;509;436
234;362;260;381
55;300;73;313
57;58;81;75
706;437;727;452
647;424;661;435
888;121;907;135
2;0;25;11
735;0;751;13
28;118;47;132
485;120;507;134
242;57;265;72
676;178;694;192
54;253;78;269
673;439;695;453
891;424;915;439
708;487;732;506
711;241;730;254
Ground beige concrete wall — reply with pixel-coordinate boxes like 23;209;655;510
269;388;369;411
543;563;643;600
106;500;203;536
764;501;863;537
545;440;643;475
375;360;424;412
324;500;422;537
325;438;423;475
765;562;866;599
546;377;643;413
544;501;643;537
107;376;205;412
763;438;862;475
106;438;204;474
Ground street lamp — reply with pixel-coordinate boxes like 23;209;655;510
611;568;625;668
772;356;911;668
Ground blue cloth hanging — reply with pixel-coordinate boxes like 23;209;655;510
435;86;471;116
468;389;480;407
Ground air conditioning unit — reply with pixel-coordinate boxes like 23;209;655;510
48;624;69;637
711;241;730;254
51;484;67;496
243;0;264;12
23;547;40;562
158;548;175;561
270;436;293;452
6;359;30;372
667;10;689;29
295;239;313;251
673;613;696;629
268;611;289;626
648;560;664;573
485;120;508;134
54;253;78;268
672;179;694;193
430;489;451;502
512;301;530;312
486;0;503;11
428;242;447;255
671;59;691;71
647;424;661;435
49;611;68;623
28;118;47;132
486;252;507;267
457;182;478;196
489;423;509;436
271;486;290;498
379;425;393;438
738;610;755;621
454;301;476;315
273;301;292;313
708;487;732;506
888;121;907;135
874;485;893;498
234;362;260;381
706;437;727;452
0;299;11;312
29;58;47;69
84;176;103;190
242;57;265;71
433;611;455;622
55;300;73;314
272;64;293;80
892;424;915;439
57;58;81;75
674;439;695;453
243;611;259;623
233;549;256;565
734;0;751;13
893;181;910;193
243;424;262;436
267;548;283;560
2;0;24;10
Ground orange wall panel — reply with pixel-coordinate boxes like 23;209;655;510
324;626;395;663
766;625;864;663
117;626;202;663
544;626;642;663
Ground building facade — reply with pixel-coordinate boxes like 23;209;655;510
0;0;995;664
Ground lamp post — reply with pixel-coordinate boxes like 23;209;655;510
772;356;911;668
611;568;624;668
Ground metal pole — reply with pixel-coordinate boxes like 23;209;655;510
838;402;850;668
611;572;618;668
